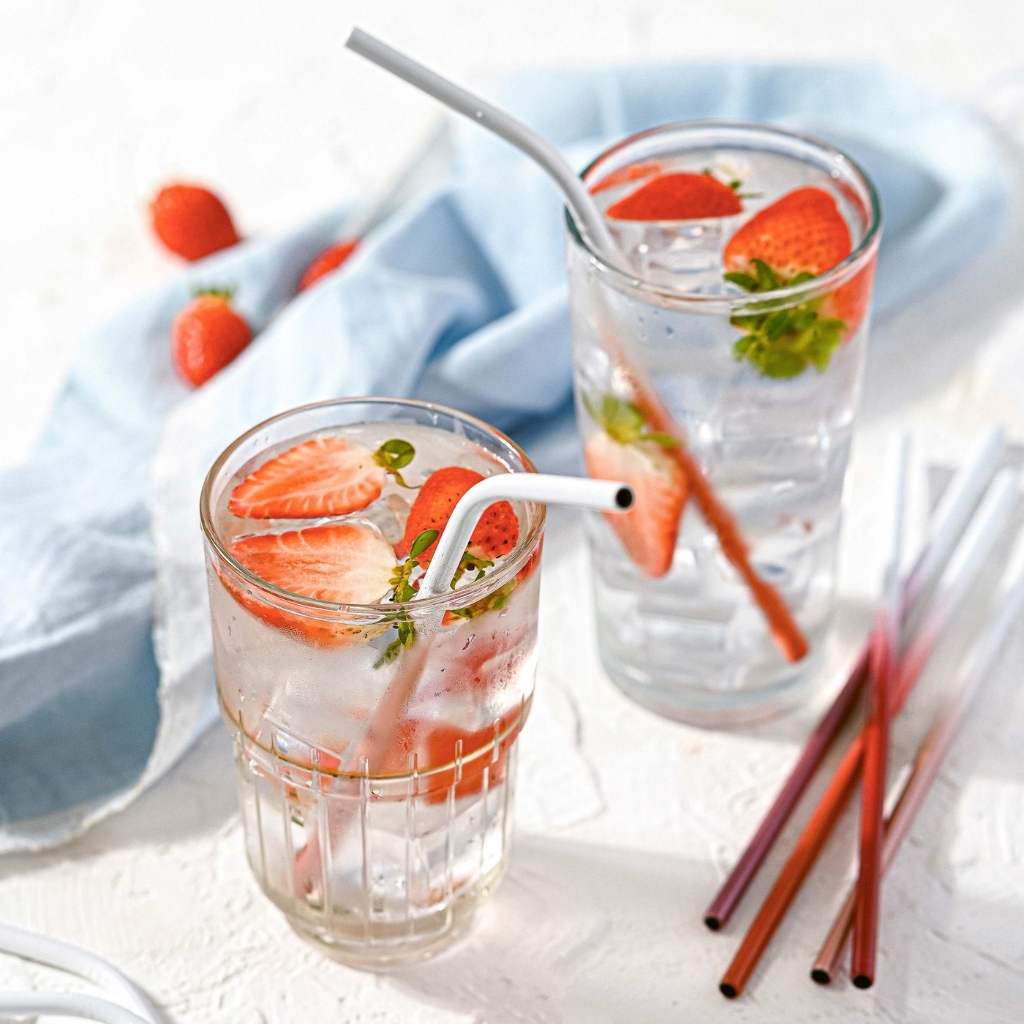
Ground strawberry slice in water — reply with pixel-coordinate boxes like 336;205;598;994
582;395;688;578
389;713;526;804
228;436;386;519
590;160;663;195
606;172;743;221
398;466;520;568
723;186;874;377
585;432;688;579
226;522;395;645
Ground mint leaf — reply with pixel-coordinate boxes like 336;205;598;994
374;438;416;487
409;528;438;560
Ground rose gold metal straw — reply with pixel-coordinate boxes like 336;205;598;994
851;437;909;988
812;520;1024;983
704;427;1005;930
718;466;1019;998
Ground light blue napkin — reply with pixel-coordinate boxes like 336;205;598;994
0;63;1008;849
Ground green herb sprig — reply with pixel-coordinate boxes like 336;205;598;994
373;438;417;488
725;258;846;379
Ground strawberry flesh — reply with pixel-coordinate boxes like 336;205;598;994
724;186;851;278
590;161;663;195
225;522;395;645
584;433;688;578
607;172;742;221
228;436;385;519
399;466;520;567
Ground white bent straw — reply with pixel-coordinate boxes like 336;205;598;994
342;473;632;772
420;474;632;597
813;513;1024;983
344;28;620;265
894;467;1020;699
902;427;1006;616
0;922;161;1024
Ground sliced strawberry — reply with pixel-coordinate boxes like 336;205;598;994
607;172;742;221
590;160;663;195
228;435;386;519
391;713;525;803
225;523;395;645
398;467;520;567
725;186;851;278
584;431;687;579
723;186;872;376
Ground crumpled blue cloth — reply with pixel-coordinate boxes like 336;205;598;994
0;63;1008;849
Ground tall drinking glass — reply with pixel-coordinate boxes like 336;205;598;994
200;398;544;967
567;122;881;725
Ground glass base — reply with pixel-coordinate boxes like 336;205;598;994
600;645;819;728
280;859;506;970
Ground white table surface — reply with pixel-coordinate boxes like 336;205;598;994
3;2;1024;1021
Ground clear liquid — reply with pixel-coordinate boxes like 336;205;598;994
208;419;540;963
572;146;870;723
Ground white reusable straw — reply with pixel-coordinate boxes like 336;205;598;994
420;474;632;597
339;473;632;773
895;467;1020;697
344;28;621;266
902;427;1005;615
0;922;162;1024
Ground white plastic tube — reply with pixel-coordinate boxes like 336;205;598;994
419;474;632;597
344;28;621;265
0;922;161;1024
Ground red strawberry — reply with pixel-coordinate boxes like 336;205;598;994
228;436;386;519
402;712;525;803
226;523;395;645
724;185;871;337
399;467;520;567
585;433;687;578
171;290;251;387
298;240;359;292
150;182;240;261
606;172;742;221
590;161;663;195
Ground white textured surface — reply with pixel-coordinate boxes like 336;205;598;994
3;1;1024;1021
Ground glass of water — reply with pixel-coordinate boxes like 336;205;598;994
200;398;544;967
567;122;881;725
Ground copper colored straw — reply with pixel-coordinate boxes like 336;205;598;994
717;467;1018;999
623;366;808;662
813;527;1024;983
704;428;1005;930
850;611;893;988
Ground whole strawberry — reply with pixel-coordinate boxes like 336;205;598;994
150;182;240;261
298;239;359;292
171;289;251;387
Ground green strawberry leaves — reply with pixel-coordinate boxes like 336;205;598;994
726;259;846;379
447;578;519;622
583;393;678;448
374;527;436;667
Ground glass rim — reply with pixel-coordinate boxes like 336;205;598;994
199;396;546;617
565;119;883;311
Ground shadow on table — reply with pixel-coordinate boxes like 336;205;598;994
390;834;717;1024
